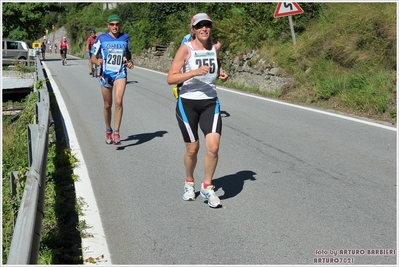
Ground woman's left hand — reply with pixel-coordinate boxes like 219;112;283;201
219;71;228;82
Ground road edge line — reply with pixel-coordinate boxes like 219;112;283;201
42;62;112;265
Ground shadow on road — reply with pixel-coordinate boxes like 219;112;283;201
194;170;257;208
220;110;230;117
116;130;168;150
212;170;257;200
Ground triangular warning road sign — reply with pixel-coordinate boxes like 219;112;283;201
274;2;304;18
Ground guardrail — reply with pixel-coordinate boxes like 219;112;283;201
6;56;50;264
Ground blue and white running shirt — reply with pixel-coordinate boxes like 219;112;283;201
91;32;132;76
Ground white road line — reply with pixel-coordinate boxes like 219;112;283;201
217;86;397;132
43;62;112;265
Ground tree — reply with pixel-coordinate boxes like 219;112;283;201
2;3;64;41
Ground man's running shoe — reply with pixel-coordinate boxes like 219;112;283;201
182;182;195;201
113;132;121;145
105;129;113;144
200;183;221;208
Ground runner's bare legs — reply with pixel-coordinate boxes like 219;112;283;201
204;133;220;185
184;132;220;185
112;78;126;131
101;85;113;130
184;141;199;181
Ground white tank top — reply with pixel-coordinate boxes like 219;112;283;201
179;42;218;99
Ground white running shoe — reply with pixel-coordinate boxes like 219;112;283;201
182;182;195;201
200;183;221;208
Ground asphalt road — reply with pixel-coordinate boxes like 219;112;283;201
42;52;397;265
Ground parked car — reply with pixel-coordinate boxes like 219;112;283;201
2;40;34;65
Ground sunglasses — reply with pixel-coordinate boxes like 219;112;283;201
194;22;212;30
109;23;120;27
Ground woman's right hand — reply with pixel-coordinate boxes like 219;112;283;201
197;65;211;76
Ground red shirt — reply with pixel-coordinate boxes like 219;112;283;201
86;35;97;50
60;40;68;49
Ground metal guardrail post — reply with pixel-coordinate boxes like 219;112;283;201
7;56;50;264
9;171;20;225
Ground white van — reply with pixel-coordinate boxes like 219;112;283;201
2;40;33;65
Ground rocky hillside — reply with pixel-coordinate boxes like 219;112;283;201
132;44;292;93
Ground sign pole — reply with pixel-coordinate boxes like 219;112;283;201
288;15;296;45
274;2;304;45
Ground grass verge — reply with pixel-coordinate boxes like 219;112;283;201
2;89;85;264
